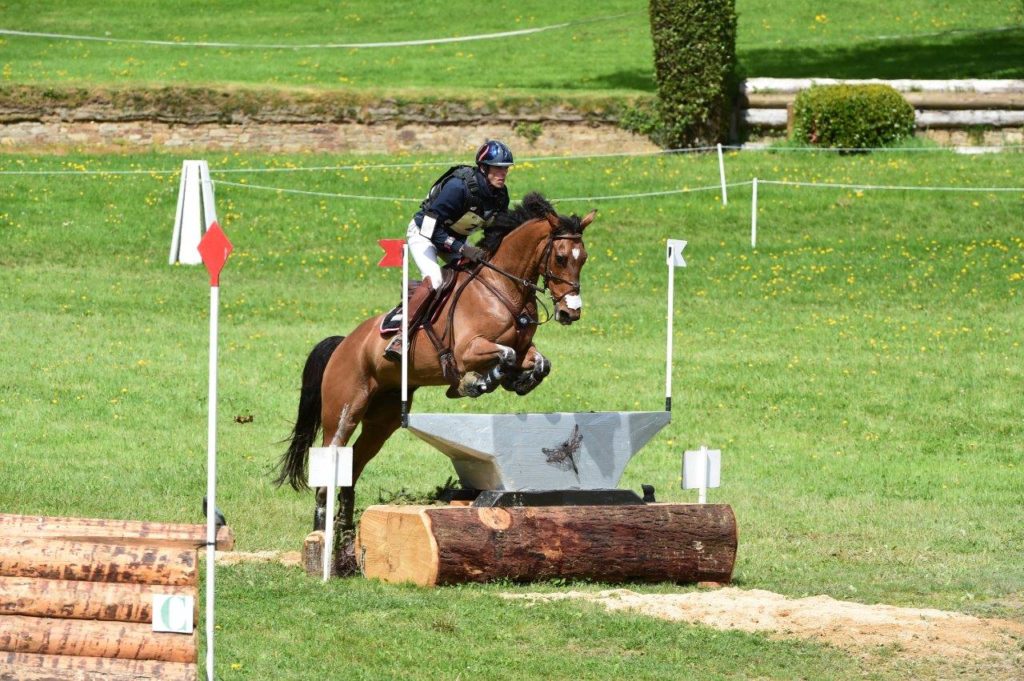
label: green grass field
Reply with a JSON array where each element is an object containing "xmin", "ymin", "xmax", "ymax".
[
  {"xmin": 2, "ymin": 2, "xmax": 1024, "ymax": 677},
  {"xmin": 2, "ymin": 148, "xmax": 1021, "ymax": 678},
  {"xmin": 0, "ymin": 0, "xmax": 1021, "ymax": 97}
]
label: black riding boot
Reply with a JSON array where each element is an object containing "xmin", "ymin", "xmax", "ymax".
[{"xmin": 383, "ymin": 281, "xmax": 435, "ymax": 362}]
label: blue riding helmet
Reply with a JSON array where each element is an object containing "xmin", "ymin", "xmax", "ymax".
[{"xmin": 475, "ymin": 140, "xmax": 514, "ymax": 168}]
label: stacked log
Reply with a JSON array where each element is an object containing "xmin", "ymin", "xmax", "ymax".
[
  {"xmin": 0, "ymin": 514, "xmax": 234, "ymax": 681},
  {"xmin": 739, "ymin": 77, "xmax": 1024, "ymax": 130}
]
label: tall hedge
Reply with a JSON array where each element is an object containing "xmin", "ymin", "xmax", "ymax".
[{"xmin": 649, "ymin": 0, "xmax": 737, "ymax": 148}]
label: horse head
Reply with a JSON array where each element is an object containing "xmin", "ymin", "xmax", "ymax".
[{"xmin": 543, "ymin": 209, "xmax": 595, "ymax": 325}]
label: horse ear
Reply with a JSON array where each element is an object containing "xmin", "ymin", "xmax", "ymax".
[
  {"xmin": 545, "ymin": 212, "xmax": 561, "ymax": 229},
  {"xmin": 580, "ymin": 209, "xmax": 597, "ymax": 230}
]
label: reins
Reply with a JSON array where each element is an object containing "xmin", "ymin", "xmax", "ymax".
[
  {"xmin": 475, "ymin": 231, "xmax": 583, "ymax": 306},
  {"xmin": 430, "ymin": 225, "xmax": 584, "ymax": 366}
]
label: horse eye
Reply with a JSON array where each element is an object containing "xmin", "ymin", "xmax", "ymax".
[{"xmin": 556, "ymin": 255, "xmax": 568, "ymax": 266}]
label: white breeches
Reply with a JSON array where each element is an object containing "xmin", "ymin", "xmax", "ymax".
[{"xmin": 406, "ymin": 219, "xmax": 449, "ymax": 288}]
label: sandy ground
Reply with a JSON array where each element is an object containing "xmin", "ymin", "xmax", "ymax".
[
  {"xmin": 218, "ymin": 551, "xmax": 1023, "ymax": 673},
  {"xmin": 216, "ymin": 550, "xmax": 302, "ymax": 567},
  {"xmin": 504, "ymin": 588, "xmax": 1024, "ymax": 665}
]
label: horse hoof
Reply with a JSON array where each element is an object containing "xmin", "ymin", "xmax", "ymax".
[
  {"xmin": 334, "ymin": 539, "xmax": 360, "ymax": 577},
  {"xmin": 457, "ymin": 372, "xmax": 482, "ymax": 397}
]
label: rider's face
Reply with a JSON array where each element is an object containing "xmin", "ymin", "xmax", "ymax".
[{"xmin": 484, "ymin": 165, "xmax": 509, "ymax": 189}]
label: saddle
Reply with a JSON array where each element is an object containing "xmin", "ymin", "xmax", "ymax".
[
  {"xmin": 378, "ymin": 267, "xmax": 463, "ymax": 383},
  {"xmin": 378, "ymin": 267, "xmax": 457, "ymax": 337}
]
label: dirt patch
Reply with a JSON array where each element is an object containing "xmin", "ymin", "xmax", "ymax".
[
  {"xmin": 504, "ymin": 587, "xmax": 1024, "ymax": 662},
  {"xmin": 216, "ymin": 550, "xmax": 302, "ymax": 567}
]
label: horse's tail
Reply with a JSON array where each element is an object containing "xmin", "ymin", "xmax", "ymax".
[{"xmin": 274, "ymin": 335, "xmax": 345, "ymax": 491}]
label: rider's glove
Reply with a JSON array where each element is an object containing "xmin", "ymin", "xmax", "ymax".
[{"xmin": 460, "ymin": 245, "xmax": 485, "ymax": 262}]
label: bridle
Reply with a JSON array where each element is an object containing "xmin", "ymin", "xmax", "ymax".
[
  {"xmin": 476, "ymin": 231, "xmax": 583, "ymax": 305},
  {"xmin": 538, "ymin": 233, "xmax": 584, "ymax": 305}
]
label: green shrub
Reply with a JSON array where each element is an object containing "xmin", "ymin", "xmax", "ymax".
[
  {"xmin": 792, "ymin": 84, "xmax": 916, "ymax": 149},
  {"xmin": 617, "ymin": 102, "xmax": 662, "ymax": 139},
  {"xmin": 649, "ymin": 0, "xmax": 738, "ymax": 148}
]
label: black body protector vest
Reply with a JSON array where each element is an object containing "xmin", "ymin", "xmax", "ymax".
[{"xmin": 421, "ymin": 165, "xmax": 504, "ymax": 236}]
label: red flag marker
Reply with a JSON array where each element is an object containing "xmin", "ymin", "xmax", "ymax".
[
  {"xmin": 378, "ymin": 239, "xmax": 405, "ymax": 268},
  {"xmin": 198, "ymin": 222, "xmax": 234, "ymax": 286},
  {"xmin": 196, "ymin": 220, "xmax": 232, "ymax": 681}
]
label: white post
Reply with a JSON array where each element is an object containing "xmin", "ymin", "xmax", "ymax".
[
  {"xmin": 751, "ymin": 177, "xmax": 759, "ymax": 248},
  {"xmin": 200, "ymin": 163, "xmax": 218, "ymax": 228},
  {"xmin": 323, "ymin": 452, "xmax": 336, "ymax": 582},
  {"xmin": 717, "ymin": 143, "xmax": 728, "ymax": 206},
  {"xmin": 665, "ymin": 249, "xmax": 675, "ymax": 412},
  {"xmin": 205, "ymin": 284, "xmax": 218, "ymax": 681},
  {"xmin": 170, "ymin": 163, "xmax": 190, "ymax": 265},
  {"xmin": 196, "ymin": 223, "xmax": 230, "ymax": 681},
  {"xmin": 664, "ymin": 240, "xmax": 687, "ymax": 412},
  {"xmin": 307, "ymin": 445, "xmax": 352, "ymax": 582},
  {"xmin": 698, "ymin": 444, "xmax": 708, "ymax": 504},
  {"xmin": 400, "ymin": 243, "xmax": 410, "ymax": 422}
]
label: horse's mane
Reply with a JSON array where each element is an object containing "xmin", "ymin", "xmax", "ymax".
[{"xmin": 478, "ymin": 192, "xmax": 582, "ymax": 253}]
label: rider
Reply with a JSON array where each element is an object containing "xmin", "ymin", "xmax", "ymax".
[{"xmin": 383, "ymin": 140, "xmax": 514, "ymax": 361}]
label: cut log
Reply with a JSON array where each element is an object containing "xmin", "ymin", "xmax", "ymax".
[
  {"xmin": 917, "ymin": 110, "xmax": 1024, "ymax": 128},
  {"xmin": 742, "ymin": 92, "xmax": 1024, "ymax": 110},
  {"xmin": 0, "ymin": 513, "xmax": 234, "ymax": 551},
  {"xmin": 0, "ymin": 615, "xmax": 196, "ymax": 663},
  {"xmin": 356, "ymin": 503, "xmax": 737, "ymax": 586},
  {"xmin": 0, "ymin": 652, "xmax": 197, "ymax": 681},
  {"xmin": 742, "ymin": 77, "xmax": 1024, "ymax": 95},
  {"xmin": 0, "ymin": 576, "xmax": 193, "ymax": 622},
  {"xmin": 0, "ymin": 537, "xmax": 196, "ymax": 586}
]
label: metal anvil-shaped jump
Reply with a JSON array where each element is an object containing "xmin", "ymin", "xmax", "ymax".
[{"xmin": 406, "ymin": 411, "xmax": 671, "ymax": 491}]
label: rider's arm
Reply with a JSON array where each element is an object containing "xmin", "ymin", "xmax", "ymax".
[{"xmin": 422, "ymin": 179, "xmax": 470, "ymax": 254}]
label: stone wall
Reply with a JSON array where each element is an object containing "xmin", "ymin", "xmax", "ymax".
[
  {"xmin": 2, "ymin": 79, "xmax": 1022, "ymax": 154},
  {"xmin": 0, "ymin": 120, "xmax": 660, "ymax": 155},
  {"xmin": 5, "ymin": 119, "xmax": 1018, "ymax": 155}
]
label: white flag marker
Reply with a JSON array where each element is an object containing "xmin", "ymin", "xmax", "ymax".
[
  {"xmin": 665, "ymin": 239, "xmax": 687, "ymax": 412},
  {"xmin": 683, "ymin": 445, "xmax": 721, "ymax": 504},
  {"xmin": 308, "ymin": 446, "xmax": 354, "ymax": 581}
]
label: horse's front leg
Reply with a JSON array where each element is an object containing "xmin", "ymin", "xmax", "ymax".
[
  {"xmin": 458, "ymin": 338, "xmax": 517, "ymax": 398},
  {"xmin": 502, "ymin": 344, "xmax": 551, "ymax": 396}
]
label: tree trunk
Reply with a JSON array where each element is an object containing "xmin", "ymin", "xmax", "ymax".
[{"xmin": 356, "ymin": 503, "xmax": 737, "ymax": 586}]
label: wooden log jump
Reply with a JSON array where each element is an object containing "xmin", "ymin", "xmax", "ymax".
[
  {"xmin": 0, "ymin": 513, "xmax": 234, "ymax": 550},
  {"xmin": 1, "ymin": 652, "xmax": 198, "ymax": 681},
  {"xmin": 0, "ymin": 513, "xmax": 233, "ymax": 681},
  {"xmin": 354, "ymin": 503, "xmax": 738, "ymax": 587}
]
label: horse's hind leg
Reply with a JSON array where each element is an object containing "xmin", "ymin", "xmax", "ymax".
[
  {"xmin": 332, "ymin": 389, "xmax": 407, "ymax": 576},
  {"xmin": 313, "ymin": 397, "xmax": 365, "ymax": 533}
]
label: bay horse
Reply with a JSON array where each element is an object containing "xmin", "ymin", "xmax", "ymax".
[{"xmin": 275, "ymin": 193, "xmax": 594, "ymax": 573}]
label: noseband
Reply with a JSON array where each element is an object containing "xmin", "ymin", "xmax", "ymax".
[
  {"xmin": 474, "ymin": 231, "xmax": 583, "ymax": 303},
  {"xmin": 539, "ymin": 233, "xmax": 583, "ymax": 304}
]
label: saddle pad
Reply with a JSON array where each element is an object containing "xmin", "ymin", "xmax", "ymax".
[
  {"xmin": 377, "ymin": 266, "xmax": 461, "ymax": 338},
  {"xmin": 379, "ymin": 305, "xmax": 403, "ymax": 337}
]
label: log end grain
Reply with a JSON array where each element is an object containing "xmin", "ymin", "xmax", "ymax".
[{"xmin": 356, "ymin": 506, "xmax": 439, "ymax": 587}]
